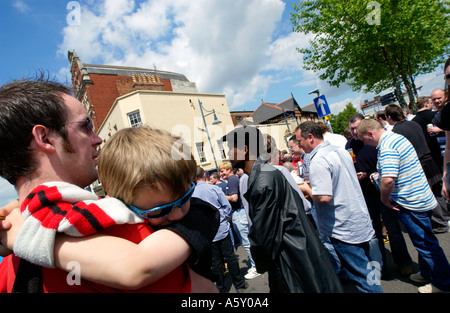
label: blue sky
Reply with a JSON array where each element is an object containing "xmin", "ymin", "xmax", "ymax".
[{"xmin": 0, "ymin": 0, "xmax": 446, "ymax": 205}]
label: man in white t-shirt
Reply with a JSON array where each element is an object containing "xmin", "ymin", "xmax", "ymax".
[{"xmin": 295, "ymin": 121, "xmax": 383, "ymax": 293}]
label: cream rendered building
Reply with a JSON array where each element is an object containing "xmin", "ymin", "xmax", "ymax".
[{"xmin": 97, "ymin": 90, "xmax": 235, "ymax": 173}]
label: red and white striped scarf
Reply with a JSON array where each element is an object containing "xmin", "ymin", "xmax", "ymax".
[{"xmin": 13, "ymin": 181, "xmax": 144, "ymax": 268}]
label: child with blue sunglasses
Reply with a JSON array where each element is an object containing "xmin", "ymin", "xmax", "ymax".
[{"xmin": 0, "ymin": 126, "xmax": 219, "ymax": 292}]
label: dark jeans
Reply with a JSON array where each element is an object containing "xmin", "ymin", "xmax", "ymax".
[
  {"xmin": 380, "ymin": 202, "xmax": 413, "ymax": 267},
  {"xmin": 366, "ymin": 191, "xmax": 413, "ymax": 269},
  {"xmin": 396, "ymin": 207, "xmax": 450, "ymax": 291},
  {"xmin": 330, "ymin": 238, "xmax": 384, "ymax": 293},
  {"xmin": 211, "ymin": 233, "xmax": 246, "ymax": 293}
]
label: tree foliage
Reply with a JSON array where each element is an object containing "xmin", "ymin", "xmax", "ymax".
[
  {"xmin": 329, "ymin": 102, "xmax": 358, "ymax": 135},
  {"xmin": 291, "ymin": 0, "xmax": 450, "ymax": 111}
]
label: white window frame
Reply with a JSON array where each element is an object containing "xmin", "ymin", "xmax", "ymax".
[
  {"xmin": 196, "ymin": 142, "xmax": 207, "ymax": 163},
  {"xmin": 127, "ymin": 110, "xmax": 142, "ymax": 128},
  {"xmin": 217, "ymin": 139, "xmax": 227, "ymax": 159}
]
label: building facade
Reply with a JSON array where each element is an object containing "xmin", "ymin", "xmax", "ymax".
[
  {"xmin": 68, "ymin": 50, "xmax": 234, "ymax": 175},
  {"xmin": 68, "ymin": 50, "xmax": 198, "ymax": 131},
  {"xmin": 230, "ymin": 97, "xmax": 322, "ymax": 151},
  {"xmin": 97, "ymin": 90, "xmax": 235, "ymax": 173}
]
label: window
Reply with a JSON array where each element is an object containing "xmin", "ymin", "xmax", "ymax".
[
  {"xmin": 128, "ymin": 110, "xmax": 142, "ymax": 128},
  {"xmin": 217, "ymin": 139, "xmax": 227, "ymax": 159},
  {"xmin": 196, "ymin": 142, "xmax": 207, "ymax": 163}
]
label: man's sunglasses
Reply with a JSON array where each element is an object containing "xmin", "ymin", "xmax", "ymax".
[
  {"xmin": 64, "ymin": 117, "xmax": 94, "ymax": 133},
  {"xmin": 445, "ymin": 74, "xmax": 450, "ymax": 84},
  {"xmin": 127, "ymin": 182, "xmax": 196, "ymax": 220}
]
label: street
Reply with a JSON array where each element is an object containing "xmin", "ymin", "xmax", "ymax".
[{"xmin": 225, "ymin": 229, "xmax": 450, "ymax": 293}]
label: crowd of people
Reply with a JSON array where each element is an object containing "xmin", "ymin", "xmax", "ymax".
[{"xmin": 0, "ymin": 57, "xmax": 448, "ymax": 293}]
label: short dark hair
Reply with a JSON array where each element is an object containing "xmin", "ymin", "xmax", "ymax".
[
  {"xmin": 196, "ymin": 166, "xmax": 205, "ymax": 179},
  {"xmin": 223, "ymin": 126, "xmax": 264, "ymax": 158},
  {"xmin": 348, "ymin": 113, "xmax": 364, "ymax": 124},
  {"xmin": 295, "ymin": 121, "xmax": 323, "ymax": 140},
  {"xmin": 384, "ymin": 104, "xmax": 405, "ymax": 122},
  {"xmin": 416, "ymin": 96, "xmax": 430, "ymax": 110},
  {"xmin": 0, "ymin": 76, "xmax": 72, "ymax": 184},
  {"xmin": 375, "ymin": 110, "xmax": 387, "ymax": 120},
  {"xmin": 317, "ymin": 121, "xmax": 328, "ymax": 134}
]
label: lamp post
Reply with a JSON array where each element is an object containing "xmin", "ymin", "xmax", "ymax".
[{"xmin": 198, "ymin": 99, "xmax": 222, "ymax": 173}]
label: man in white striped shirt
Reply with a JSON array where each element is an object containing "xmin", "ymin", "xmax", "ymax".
[{"xmin": 357, "ymin": 119, "xmax": 450, "ymax": 293}]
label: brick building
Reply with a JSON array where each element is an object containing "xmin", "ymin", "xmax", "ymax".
[{"xmin": 68, "ymin": 50, "xmax": 198, "ymax": 130}]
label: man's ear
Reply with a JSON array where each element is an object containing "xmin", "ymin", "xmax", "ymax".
[
  {"xmin": 366, "ymin": 130, "xmax": 377, "ymax": 140},
  {"xmin": 31, "ymin": 125, "xmax": 56, "ymax": 152},
  {"xmin": 244, "ymin": 144, "xmax": 249, "ymax": 156}
]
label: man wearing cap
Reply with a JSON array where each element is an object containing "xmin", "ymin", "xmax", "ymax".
[{"xmin": 223, "ymin": 126, "xmax": 342, "ymax": 293}]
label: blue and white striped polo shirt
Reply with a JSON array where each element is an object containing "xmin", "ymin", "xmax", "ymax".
[{"xmin": 377, "ymin": 131, "xmax": 437, "ymax": 212}]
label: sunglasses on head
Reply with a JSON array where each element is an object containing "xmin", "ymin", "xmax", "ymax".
[
  {"xmin": 127, "ymin": 182, "xmax": 196, "ymax": 220},
  {"xmin": 64, "ymin": 117, "xmax": 94, "ymax": 133}
]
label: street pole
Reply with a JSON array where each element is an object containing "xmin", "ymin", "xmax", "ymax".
[{"xmin": 198, "ymin": 99, "xmax": 220, "ymax": 173}]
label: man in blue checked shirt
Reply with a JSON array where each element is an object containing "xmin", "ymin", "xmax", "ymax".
[
  {"xmin": 192, "ymin": 167, "xmax": 248, "ymax": 293},
  {"xmin": 357, "ymin": 119, "xmax": 450, "ymax": 293}
]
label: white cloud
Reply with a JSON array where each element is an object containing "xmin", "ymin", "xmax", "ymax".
[
  {"xmin": 13, "ymin": 0, "xmax": 30, "ymax": 13},
  {"xmin": 263, "ymin": 32, "xmax": 313, "ymax": 73},
  {"xmin": 58, "ymin": 0, "xmax": 287, "ymax": 108},
  {"xmin": 329, "ymin": 95, "xmax": 365, "ymax": 116},
  {"xmin": 56, "ymin": 0, "xmax": 447, "ymax": 115},
  {"xmin": 224, "ymin": 74, "xmax": 273, "ymax": 109},
  {"xmin": 415, "ymin": 70, "xmax": 447, "ymax": 96}
]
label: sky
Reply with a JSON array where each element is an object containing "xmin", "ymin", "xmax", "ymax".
[{"xmin": 0, "ymin": 0, "xmax": 447, "ymax": 205}]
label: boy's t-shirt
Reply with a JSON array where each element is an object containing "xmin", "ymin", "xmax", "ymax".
[
  {"xmin": 0, "ymin": 223, "xmax": 191, "ymax": 293},
  {"xmin": 225, "ymin": 175, "xmax": 242, "ymax": 212}
]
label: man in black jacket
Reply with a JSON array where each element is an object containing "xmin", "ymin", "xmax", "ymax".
[{"xmin": 223, "ymin": 126, "xmax": 342, "ymax": 293}]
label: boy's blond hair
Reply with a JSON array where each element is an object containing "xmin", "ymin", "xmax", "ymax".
[
  {"xmin": 218, "ymin": 161, "xmax": 232, "ymax": 171},
  {"xmin": 355, "ymin": 118, "xmax": 383, "ymax": 136},
  {"xmin": 98, "ymin": 126, "xmax": 197, "ymax": 204}
]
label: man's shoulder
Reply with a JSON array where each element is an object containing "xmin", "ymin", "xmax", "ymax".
[
  {"xmin": 380, "ymin": 131, "xmax": 403, "ymax": 146},
  {"xmin": 312, "ymin": 142, "xmax": 337, "ymax": 161},
  {"xmin": 227, "ymin": 174, "xmax": 239, "ymax": 184},
  {"xmin": 194, "ymin": 182, "xmax": 221, "ymax": 194},
  {"xmin": 414, "ymin": 109, "xmax": 435, "ymax": 118},
  {"xmin": 379, "ymin": 132, "xmax": 414, "ymax": 157}
]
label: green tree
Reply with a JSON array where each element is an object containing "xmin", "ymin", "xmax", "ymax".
[
  {"xmin": 330, "ymin": 103, "xmax": 358, "ymax": 135},
  {"xmin": 291, "ymin": 0, "xmax": 450, "ymax": 112}
]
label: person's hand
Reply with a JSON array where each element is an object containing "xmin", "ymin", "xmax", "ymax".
[
  {"xmin": 298, "ymin": 182, "xmax": 312, "ymax": 197},
  {"xmin": 0, "ymin": 208, "xmax": 24, "ymax": 253},
  {"xmin": 443, "ymin": 177, "xmax": 450, "ymax": 201},
  {"xmin": 369, "ymin": 172, "xmax": 379, "ymax": 184},
  {"xmin": 0, "ymin": 217, "xmax": 12, "ymax": 257},
  {"xmin": 427, "ymin": 126, "xmax": 442, "ymax": 135},
  {"xmin": 356, "ymin": 172, "xmax": 368, "ymax": 181},
  {"xmin": 381, "ymin": 198, "xmax": 399, "ymax": 211},
  {"xmin": 0, "ymin": 199, "xmax": 20, "ymax": 256},
  {"xmin": 0, "ymin": 199, "xmax": 19, "ymax": 220}
]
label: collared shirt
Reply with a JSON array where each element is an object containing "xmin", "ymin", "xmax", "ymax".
[
  {"xmin": 309, "ymin": 141, "xmax": 374, "ymax": 244},
  {"xmin": 192, "ymin": 181, "xmax": 232, "ymax": 242},
  {"xmin": 377, "ymin": 131, "xmax": 437, "ymax": 212}
]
